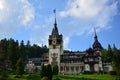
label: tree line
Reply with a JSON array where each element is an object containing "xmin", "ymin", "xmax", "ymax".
[
  {"xmin": 0, "ymin": 38, "xmax": 48, "ymax": 76},
  {"xmin": 0, "ymin": 37, "xmax": 120, "ymax": 77},
  {"xmin": 102, "ymin": 44, "xmax": 120, "ymax": 75}
]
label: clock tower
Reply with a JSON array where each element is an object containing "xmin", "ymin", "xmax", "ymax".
[{"xmin": 48, "ymin": 10, "xmax": 63, "ymax": 71}]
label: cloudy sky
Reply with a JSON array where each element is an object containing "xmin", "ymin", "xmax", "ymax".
[{"xmin": 0, "ymin": 0, "xmax": 120, "ymax": 51}]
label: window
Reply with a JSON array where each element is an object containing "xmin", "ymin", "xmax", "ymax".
[{"xmin": 89, "ymin": 58, "xmax": 93, "ymax": 62}]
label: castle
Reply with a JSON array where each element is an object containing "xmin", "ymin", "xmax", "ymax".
[
  {"xmin": 25, "ymin": 13, "xmax": 112, "ymax": 74},
  {"xmin": 48, "ymin": 15, "xmax": 104, "ymax": 74}
]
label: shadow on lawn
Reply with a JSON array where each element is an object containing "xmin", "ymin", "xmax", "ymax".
[{"xmin": 26, "ymin": 74, "xmax": 40, "ymax": 80}]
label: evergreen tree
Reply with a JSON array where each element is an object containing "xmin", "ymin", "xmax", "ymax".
[
  {"xmin": 40, "ymin": 64, "xmax": 53, "ymax": 80},
  {"xmin": 16, "ymin": 57, "xmax": 24, "ymax": 75},
  {"xmin": 0, "ymin": 38, "xmax": 8, "ymax": 57},
  {"xmin": 0, "ymin": 46, "xmax": 8, "ymax": 79},
  {"xmin": 112, "ymin": 44, "xmax": 120, "ymax": 75},
  {"xmin": 40, "ymin": 64, "xmax": 46, "ymax": 78},
  {"xmin": 19, "ymin": 40, "xmax": 26, "ymax": 60},
  {"xmin": 46, "ymin": 64, "xmax": 53, "ymax": 80},
  {"xmin": 25, "ymin": 40, "xmax": 31, "ymax": 58},
  {"xmin": 52, "ymin": 64, "xmax": 59, "ymax": 75},
  {"xmin": 102, "ymin": 49, "xmax": 107, "ymax": 62},
  {"xmin": 0, "ymin": 46, "xmax": 5, "ymax": 73},
  {"xmin": 8, "ymin": 39, "xmax": 18, "ymax": 71},
  {"xmin": 107, "ymin": 44, "xmax": 113, "ymax": 62}
]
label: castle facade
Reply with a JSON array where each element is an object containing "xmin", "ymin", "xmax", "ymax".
[{"xmin": 48, "ymin": 17, "xmax": 105, "ymax": 74}]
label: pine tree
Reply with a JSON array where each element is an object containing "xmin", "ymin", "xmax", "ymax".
[
  {"xmin": 0, "ymin": 46, "xmax": 5, "ymax": 73},
  {"xmin": 7, "ymin": 39, "xmax": 18, "ymax": 71},
  {"xmin": 19, "ymin": 40, "xmax": 26, "ymax": 59},
  {"xmin": 112, "ymin": 44, "xmax": 120, "ymax": 75},
  {"xmin": 107, "ymin": 44, "xmax": 113, "ymax": 62},
  {"xmin": 102, "ymin": 49, "xmax": 107, "ymax": 62},
  {"xmin": 46, "ymin": 64, "xmax": 53, "ymax": 80},
  {"xmin": 52, "ymin": 64, "xmax": 59, "ymax": 75},
  {"xmin": 16, "ymin": 57, "xmax": 24, "ymax": 75},
  {"xmin": 40, "ymin": 64, "xmax": 46, "ymax": 78},
  {"xmin": 0, "ymin": 46, "xmax": 8, "ymax": 79}
]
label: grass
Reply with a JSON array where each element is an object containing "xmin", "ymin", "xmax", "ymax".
[
  {"xmin": 2, "ymin": 74, "xmax": 120, "ymax": 80},
  {"xmin": 54, "ymin": 74, "xmax": 120, "ymax": 80},
  {"xmin": 8, "ymin": 74, "xmax": 40, "ymax": 80}
]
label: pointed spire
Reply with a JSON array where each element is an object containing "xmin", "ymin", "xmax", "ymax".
[
  {"xmin": 94, "ymin": 27, "xmax": 97, "ymax": 41},
  {"xmin": 52, "ymin": 9, "xmax": 59, "ymax": 36},
  {"xmin": 54, "ymin": 9, "xmax": 57, "ymax": 26},
  {"xmin": 92, "ymin": 27, "xmax": 103, "ymax": 50}
]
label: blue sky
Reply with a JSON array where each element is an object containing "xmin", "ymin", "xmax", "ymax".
[{"xmin": 0, "ymin": 0, "xmax": 120, "ymax": 51}]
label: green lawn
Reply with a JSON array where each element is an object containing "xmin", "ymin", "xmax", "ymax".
[
  {"xmin": 3, "ymin": 74, "xmax": 120, "ymax": 80},
  {"xmin": 8, "ymin": 74, "xmax": 40, "ymax": 80},
  {"xmin": 54, "ymin": 74, "xmax": 120, "ymax": 80}
]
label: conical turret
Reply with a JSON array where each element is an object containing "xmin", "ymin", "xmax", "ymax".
[{"xmin": 92, "ymin": 28, "xmax": 103, "ymax": 51}]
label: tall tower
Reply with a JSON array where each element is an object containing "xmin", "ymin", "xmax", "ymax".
[
  {"xmin": 48, "ymin": 10, "xmax": 63, "ymax": 70},
  {"xmin": 92, "ymin": 27, "xmax": 103, "ymax": 72}
]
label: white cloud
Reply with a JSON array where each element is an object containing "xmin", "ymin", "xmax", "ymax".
[
  {"xmin": 58, "ymin": 0, "xmax": 118, "ymax": 49},
  {"xmin": 18, "ymin": 0, "xmax": 35, "ymax": 25},
  {"xmin": 0, "ymin": 0, "xmax": 35, "ymax": 39},
  {"xmin": 64, "ymin": 37, "xmax": 70, "ymax": 50},
  {"xmin": 60, "ymin": 0, "xmax": 118, "ymax": 30},
  {"xmin": 0, "ymin": 1, "xmax": 4, "ymax": 10}
]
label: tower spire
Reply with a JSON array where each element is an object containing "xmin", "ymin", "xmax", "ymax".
[
  {"xmin": 92, "ymin": 27, "xmax": 103, "ymax": 50},
  {"xmin": 54, "ymin": 9, "xmax": 57, "ymax": 26},
  {"xmin": 51, "ymin": 9, "xmax": 59, "ymax": 35},
  {"xmin": 94, "ymin": 27, "xmax": 97, "ymax": 41}
]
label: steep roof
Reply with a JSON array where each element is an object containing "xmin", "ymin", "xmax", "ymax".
[
  {"xmin": 51, "ymin": 18, "xmax": 59, "ymax": 36},
  {"xmin": 92, "ymin": 28, "xmax": 103, "ymax": 50}
]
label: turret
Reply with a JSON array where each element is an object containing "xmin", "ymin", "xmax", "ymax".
[{"xmin": 92, "ymin": 28, "xmax": 103, "ymax": 51}]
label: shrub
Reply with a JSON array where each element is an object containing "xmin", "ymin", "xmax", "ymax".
[
  {"xmin": 0, "ymin": 71, "xmax": 9, "ymax": 80},
  {"xmin": 109, "ymin": 71, "xmax": 116, "ymax": 75},
  {"xmin": 41, "ymin": 77, "xmax": 49, "ymax": 80},
  {"xmin": 40, "ymin": 64, "xmax": 53, "ymax": 80},
  {"xmin": 53, "ymin": 78, "xmax": 61, "ymax": 80},
  {"xmin": 14, "ymin": 75, "xmax": 22, "ymax": 78},
  {"xmin": 83, "ymin": 71, "xmax": 94, "ymax": 74}
]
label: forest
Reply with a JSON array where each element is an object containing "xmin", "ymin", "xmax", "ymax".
[{"xmin": 0, "ymin": 38, "xmax": 48, "ymax": 76}]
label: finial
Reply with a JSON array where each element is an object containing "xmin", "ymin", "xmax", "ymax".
[
  {"xmin": 94, "ymin": 27, "xmax": 97, "ymax": 37},
  {"xmin": 53, "ymin": 9, "xmax": 56, "ymax": 16},
  {"xmin": 94, "ymin": 27, "xmax": 98, "ymax": 41},
  {"xmin": 53, "ymin": 9, "xmax": 57, "ymax": 25}
]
